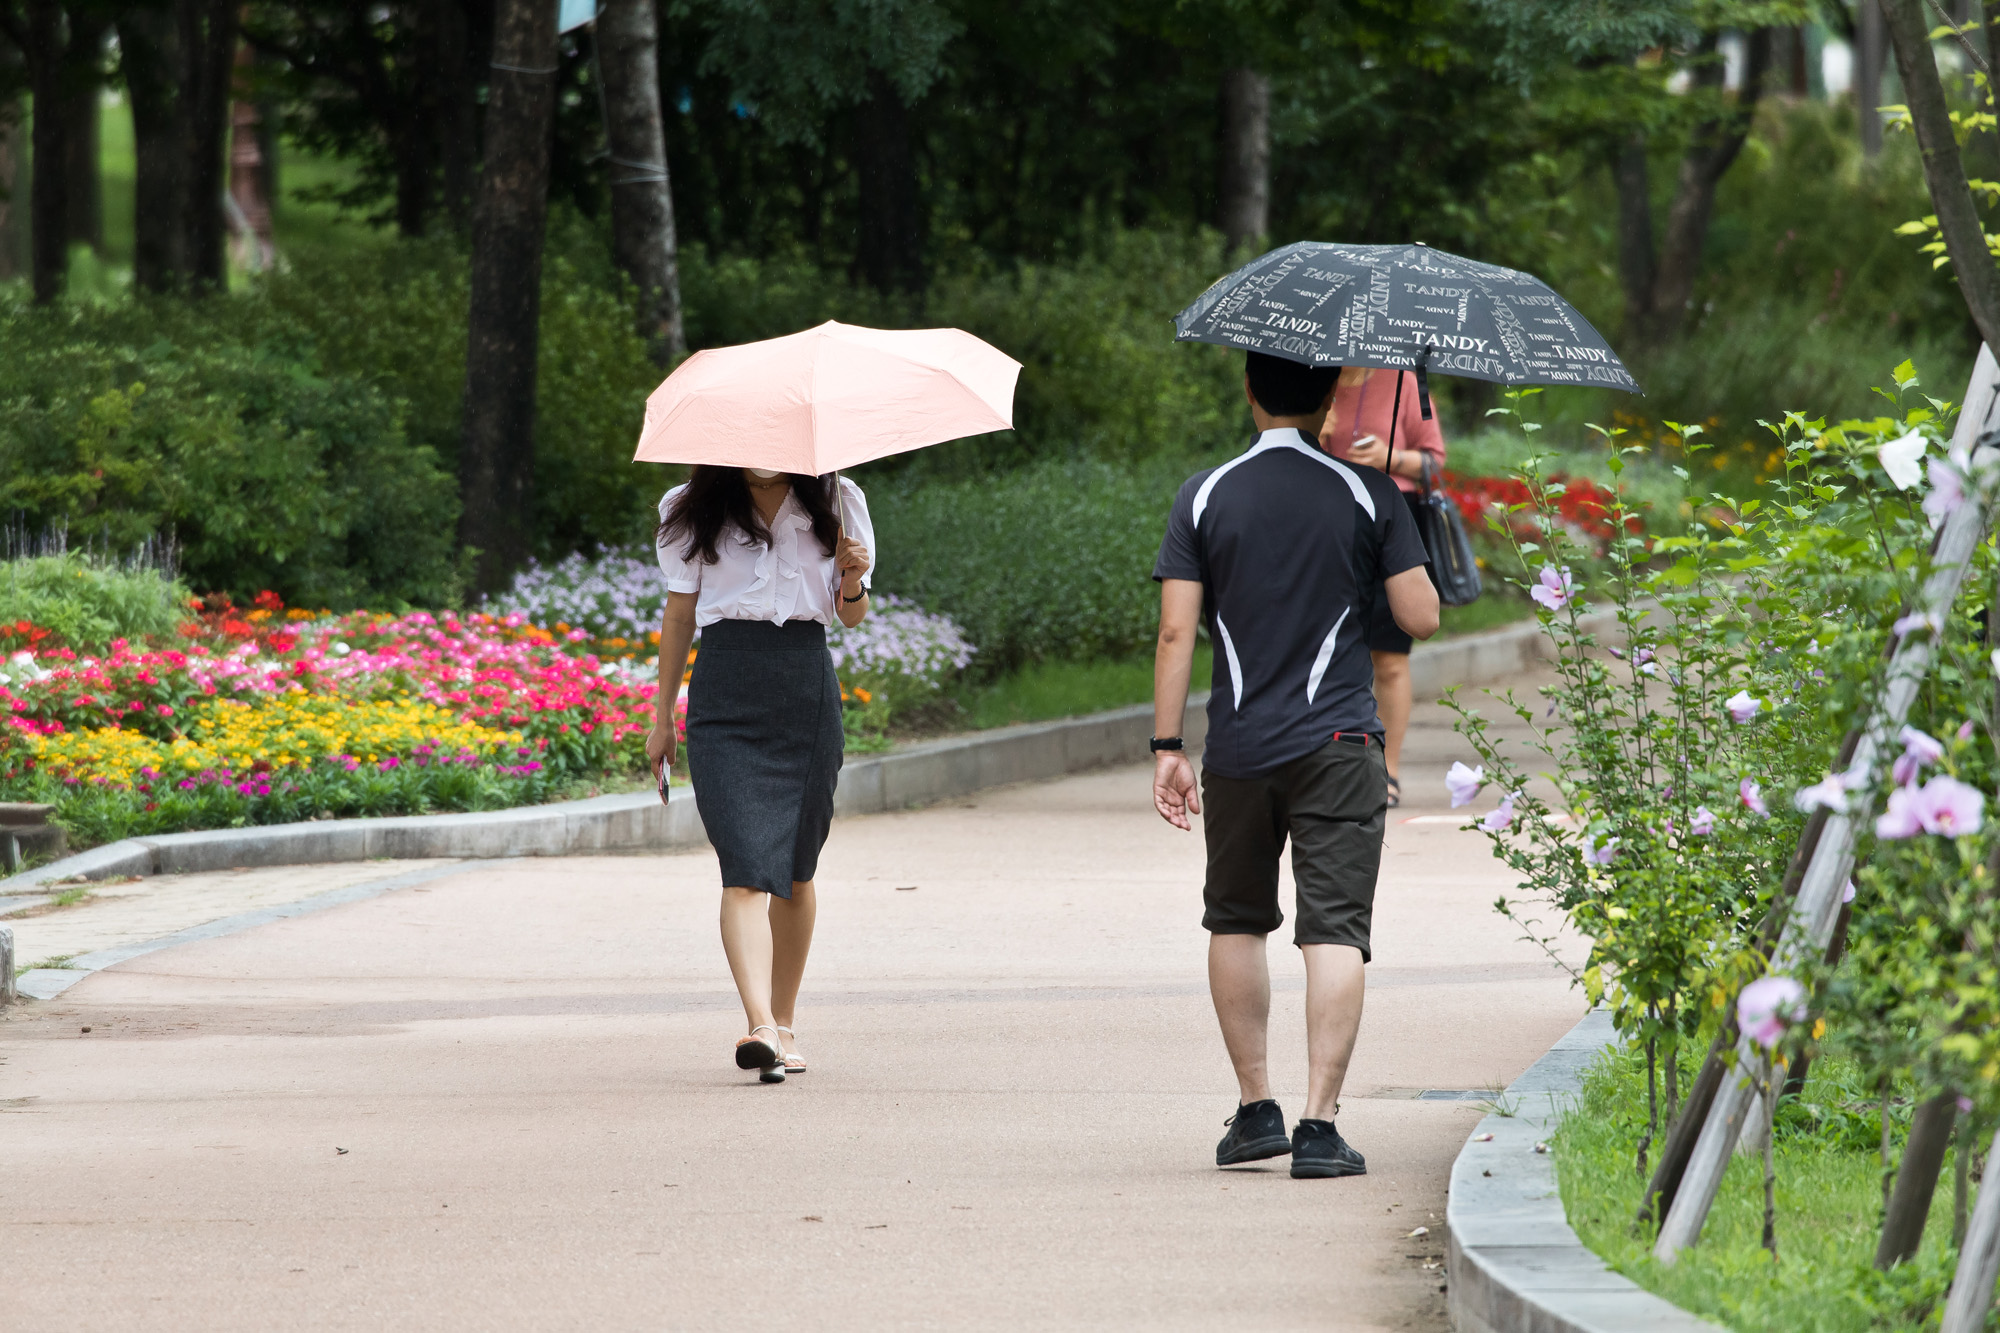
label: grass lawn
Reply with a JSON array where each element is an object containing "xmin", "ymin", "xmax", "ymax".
[{"xmin": 1556, "ymin": 1044, "xmax": 1973, "ymax": 1332}]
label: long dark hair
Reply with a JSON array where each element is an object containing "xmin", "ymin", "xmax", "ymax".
[{"xmin": 657, "ymin": 466, "xmax": 841, "ymax": 565}]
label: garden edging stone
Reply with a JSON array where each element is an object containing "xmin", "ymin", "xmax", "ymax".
[
  {"xmin": 1446, "ymin": 1009, "xmax": 1724, "ymax": 1333},
  {"xmin": 1, "ymin": 608, "xmax": 1610, "ymax": 897}
]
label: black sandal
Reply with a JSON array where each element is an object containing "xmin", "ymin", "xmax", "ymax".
[{"xmin": 1385, "ymin": 776, "xmax": 1401, "ymax": 809}]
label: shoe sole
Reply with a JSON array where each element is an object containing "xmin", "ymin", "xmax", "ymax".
[
  {"xmin": 736, "ymin": 1041, "xmax": 778, "ymax": 1071},
  {"xmin": 1290, "ymin": 1159, "xmax": 1367, "ymax": 1179},
  {"xmin": 1216, "ymin": 1134, "xmax": 1294, "ymax": 1166}
]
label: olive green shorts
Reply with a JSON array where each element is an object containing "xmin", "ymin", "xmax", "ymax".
[{"xmin": 1199, "ymin": 734, "xmax": 1388, "ymax": 958}]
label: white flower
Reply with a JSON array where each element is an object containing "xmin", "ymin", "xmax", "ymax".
[
  {"xmin": 1880, "ymin": 430, "xmax": 1928, "ymax": 490},
  {"xmin": 1445, "ymin": 761, "xmax": 1486, "ymax": 808}
]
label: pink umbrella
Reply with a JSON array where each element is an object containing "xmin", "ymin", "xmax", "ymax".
[{"xmin": 632, "ymin": 320, "xmax": 1021, "ymax": 474}]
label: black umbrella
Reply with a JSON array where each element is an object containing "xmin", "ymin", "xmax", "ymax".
[{"xmin": 1174, "ymin": 241, "xmax": 1640, "ymax": 419}]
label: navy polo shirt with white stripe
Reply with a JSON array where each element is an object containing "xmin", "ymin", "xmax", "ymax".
[{"xmin": 1153, "ymin": 428, "xmax": 1429, "ymax": 780}]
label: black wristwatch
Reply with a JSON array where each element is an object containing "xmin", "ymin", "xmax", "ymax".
[{"xmin": 1149, "ymin": 736, "xmax": 1185, "ymax": 752}]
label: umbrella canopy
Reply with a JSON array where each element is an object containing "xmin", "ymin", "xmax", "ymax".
[
  {"xmin": 632, "ymin": 320, "xmax": 1022, "ymax": 474},
  {"xmin": 1174, "ymin": 241, "xmax": 1640, "ymax": 395}
]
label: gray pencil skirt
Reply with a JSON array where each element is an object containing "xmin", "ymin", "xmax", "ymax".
[{"xmin": 685, "ymin": 617, "xmax": 844, "ymax": 897}]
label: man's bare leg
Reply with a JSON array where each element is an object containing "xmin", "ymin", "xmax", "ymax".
[
  {"xmin": 1301, "ymin": 943, "xmax": 1366, "ymax": 1120},
  {"xmin": 1209, "ymin": 933, "xmax": 1273, "ymax": 1104}
]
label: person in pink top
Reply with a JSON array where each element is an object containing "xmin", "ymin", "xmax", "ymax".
[{"xmin": 1317, "ymin": 366, "xmax": 1446, "ymax": 807}]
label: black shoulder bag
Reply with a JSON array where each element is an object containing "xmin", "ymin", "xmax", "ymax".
[{"xmin": 1384, "ymin": 370, "xmax": 1483, "ymax": 607}]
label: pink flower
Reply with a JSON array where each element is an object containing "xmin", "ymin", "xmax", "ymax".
[
  {"xmin": 1877, "ymin": 785, "xmax": 1925, "ymax": 838},
  {"xmin": 1914, "ymin": 775, "xmax": 1984, "ymax": 836},
  {"xmin": 1958, "ymin": 719, "xmax": 1977, "ymax": 742},
  {"xmin": 1586, "ymin": 835, "xmax": 1618, "ymax": 866},
  {"xmin": 1740, "ymin": 779, "xmax": 1768, "ymax": 817},
  {"xmin": 1634, "ymin": 648, "xmax": 1657, "ymax": 676},
  {"xmin": 1725, "ymin": 691, "xmax": 1763, "ymax": 724},
  {"xmin": 1690, "ymin": 805, "xmax": 1716, "ymax": 836},
  {"xmin": 1479, "ymin": 792, "xmax": 1517, "ymax": 833},
  {"xmin": 1792, "ymin": 774, "xmax": 1847, "ymax": 813},
  {"xmin": 1529, "ymin": 565, "xmax": 1574, "ymax": 612},
  {"xmin": 1737, "ymin": 976, "xmax": 1807, "ymax": 1050},
  {"xmin": 1446, "ymin": 761, "xmax": 1486, "ymax": 808},
  {"xmin": 1843, "ymin": 878, "xmax": 1857, "ymax": 904}
]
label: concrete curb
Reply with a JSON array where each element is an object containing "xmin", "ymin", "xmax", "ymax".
[
  {"xmin": 1446, "ymin": 1010, "xmax": 1724, "ymax": 1333},
  {"xmin": 2, "ymin": 606, "xmax": 1611, "ymax": 897}
]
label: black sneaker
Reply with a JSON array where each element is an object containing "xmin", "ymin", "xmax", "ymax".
[
  {"xmin": 1290, "ymin": 1118, "xmax": 1366, "ymax": 1178},
  {"xmin": 1215, "ymin": 1099, "xmax": 1292, "ymax": 1166}
]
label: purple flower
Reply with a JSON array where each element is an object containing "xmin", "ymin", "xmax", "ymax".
[
  {"xmin": 1634, "ymin": 648, "xmax": 1657, "ymax": 676},
  {"xmin": 1529, "ymin": 565, "xmax": 1574, "ymax": 612},
  {"xmin": 1738, "ymin": 976, "xmax": 1808, "ymax": 1050},
  {"xmin": 1740, "ymin": 779, "xmax": 1768, "ymax": 817},
  {"xmin": 1792, "ymin": 774, "xmax": 1848, "ymax": 814},
  {"xmin": 1901, "ymin": 725, "xmax": 1945, "ymax": 765},
  {"xmin": 1893, "ymin": 610, "xmax": 1943, "ymax": 639},
  {"xmin": 1843, "ymin": 878, "xmax": 1857, "ymax": 904},
  {"xmin": 1923, "ymin": 456, "xmax": 1966, "ymax": 521},
  {"xmin": 1958, "ymin": 719, "xmax": 1977, "ymax": 742},
  {"xmin": 1690, "ymin": 805, "xmax": 1716, "ymax": 836},
  {"xmin": 1446, "ymin": 761, "xmax": 1486, "ymax": 808},
  {"xmin": 1725, "ymin": 691, "xmax": 1763, "ymax": 724},
  {"xmin": 1586, "ymin": 835, "xmax": 1619, "ymax": 866},
  {"xmin": 1479, "ymin": 792, "xmax": 1517, "ymax": 833},
  {"xmin": 1960, "ymin": 1095, "xmax": 1976, "ymax": 1114}
]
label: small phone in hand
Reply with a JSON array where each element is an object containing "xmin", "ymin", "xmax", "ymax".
[{"xmin": 657, "ymin": 764, "xmax": 671, "ymax": 805}]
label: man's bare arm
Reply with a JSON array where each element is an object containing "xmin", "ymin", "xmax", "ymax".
[
  {"xmin": 1386, "ymin": 565, "xmax": 1440, "ymax": 641},
  {"xmin": 1152, "ymin": 579, "xmax": 1204, "ymax": 829}
]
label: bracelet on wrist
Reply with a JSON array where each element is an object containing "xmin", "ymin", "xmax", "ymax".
[
  {"xmin": 842, "ymin": 585, "xmax": 868, "ymax": 604},
  {"xmin": 1150, "ymin": 736, "xmax": 1185, "ymax": 753}
]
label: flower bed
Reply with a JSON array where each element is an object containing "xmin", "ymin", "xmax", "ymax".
[{"xmin": 0, "ymin": 599, "xmax": 656, "ymax": 850}]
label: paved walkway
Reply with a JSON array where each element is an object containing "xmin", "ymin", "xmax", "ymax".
[{"xmin": 2, "ymin": 670, "xmax": 1584, "ymax": 1331}]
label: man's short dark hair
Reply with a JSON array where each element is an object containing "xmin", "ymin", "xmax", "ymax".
[{"xmin": 1244, "ymin": 351, "xmax": 1339, "ymax": 417}]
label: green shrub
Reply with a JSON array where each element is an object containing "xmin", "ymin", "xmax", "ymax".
[
  {"xmin": 0, "ymin": 290, "xmax": 462, "ymax": 608},
  {"xmin": 0, "ymin": 555, "xmax": 189, "ymax": 650},
  {"xmin": 256, "ymin": 236, "xmax": 670, "ymax": 559},
  {"xmin": 872, "ymin": 453, "xmax": 1210, "ymax": 673}
]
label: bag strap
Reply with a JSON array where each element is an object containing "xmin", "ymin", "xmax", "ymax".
[{"xmin": 1385, "ymin": 369, "xmax": 1402, "ymax": 483}]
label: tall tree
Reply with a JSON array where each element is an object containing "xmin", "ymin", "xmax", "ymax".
[
  {"xmin": 118, "ymin": 2, "xmax": 188, "ymax": 290},
  {"xmin": 460, "ymin": 0, "xmax": 556, "ymax": 593},
  {"xmin": 15, "ymin": 0, "xmax": 70, "ymax": 303},
  {"xmin": 683, "ymin": 0, "xmax": 957, "ymax": 292},
  {"xmin": 179, "ymin": 0, "xmax": 239, "ymax": 289},
  {"xmin": 59, "ymin": 4, "xmax": 101, "ymax": 252},
  {"xmin": 598, "ymin": 0, "xmax": 686, "ymax": 360}
]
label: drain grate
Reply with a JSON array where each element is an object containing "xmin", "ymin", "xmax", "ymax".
[{"xmin": 1416, "ymin": 1088, "xmax": 1502, "ymax": 1102}]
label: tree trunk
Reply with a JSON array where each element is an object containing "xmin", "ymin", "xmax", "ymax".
[
  {"xmin": 1218, "ymin": 66, "xmax": 1270, "ymax": 253},
  {"xmin": 460, "ymin": 0, "xmax": 557, "ymax": 595},
  {"xmin": 120, "ymin": 6, "xmax": 188, "ymax": 293},
  {"xmin": 0, "ymin": 98, "xmax": 22, "ymax": 280},
  {"xmin": 178, "ymin": 0, "xmax": 240, "ymax": 292},
  {"xmin": 1646, "ymin": 29, "xmax": 1773, "ymax": 343},
  {"xmin": 26, "ymin": 0, "xmax": 69, "ymax": 305},
  {"xmin": 851, "ymin": 69, "xmax": 923, "ymax": 294},
  {"xmin": 599, "ymin": 0, "xmax": 686, "ymax": 363},
  {"xmin": 1859, "ymin": 1, "xmax": 1888, "ymax": 154},
  {"xmin": 1876, "ymin": 1091, "xmax": 1961, "ymax": 1269},
  {"xmin": 60, "ymin": 11, "xmax": 104, "ymax": 254},
  {"xmin": 1613, "ymin": 132, "xmax": 1656, "ymax": 342},
  {"xmin": 1885, "ymin": 0, "xmax": 2000, "ymax": 352},
  {"xmin": 435, "ymin": 0, "xmax": 477, "ymax": 233}
]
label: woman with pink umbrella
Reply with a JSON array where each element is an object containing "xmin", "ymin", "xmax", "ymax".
[{"xmin": 637, "ymin": 321, "xmax": 1020, "ymax": 1083}]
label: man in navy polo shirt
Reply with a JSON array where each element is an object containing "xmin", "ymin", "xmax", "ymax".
[{"xmin": 1150, "ymin": 350, "xmax": 1438, "ymax": 1178}]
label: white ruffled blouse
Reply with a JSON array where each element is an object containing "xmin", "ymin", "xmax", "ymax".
[{"xmin": 655, "ymin": 477, "xmax": 875, "ymax": 628}]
